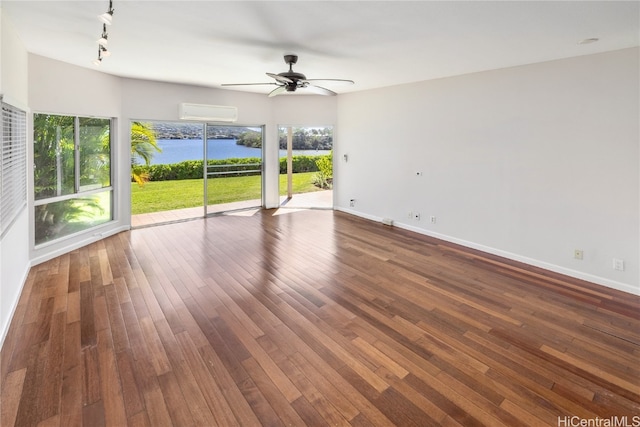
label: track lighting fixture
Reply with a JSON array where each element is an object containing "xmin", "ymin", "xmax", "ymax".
[
  {"xmin": 93, "ymin": 46, "xmax": 103, "ymax": 66},
  {"xmin": 93, "ymin": 1, "xmax": 114, "ymax": 66},
  {"xmin": 98, "ymin": 0, "xmax": 114, "ymax": 25},
  {"xmin": 97, "ymin": 24, "xmax": 108, "ymax": 48}
]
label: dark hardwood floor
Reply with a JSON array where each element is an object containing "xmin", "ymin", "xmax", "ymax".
[{"xmin": 1, "ymin": 209, "xmax": 639, "ymax": 426}]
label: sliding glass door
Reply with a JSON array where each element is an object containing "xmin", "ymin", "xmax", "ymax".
[
  {"xmin": 204, "ymin": 124, "xmax": 264, "ymax": 215},
  {"xmin": 130, "ymin": 121, "xmax": 204, "ymax": 227},
  {"xmin": 130, "ymin": 122, "xmax": 264, "ymax": 226}
]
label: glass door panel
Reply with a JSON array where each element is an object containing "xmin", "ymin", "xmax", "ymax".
[
  {"xmin": 277, "ymin": 126, "xmax": 333, "ymax": 209},
  {"xmin": 130, "ymin": 121, "xmax": 204, "ymax": 228},
  {"xmin": 205, "ymin": 125, "xmax": 263, "ymax": 215}
]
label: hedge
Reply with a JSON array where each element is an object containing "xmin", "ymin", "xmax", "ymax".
[
  {"xmin": 133, "ymin": 155, "xmax": 329, "ymax": 182},
  {"xmin": 279, "ymin": 155, "xmax": 322, "ymax": 174}
]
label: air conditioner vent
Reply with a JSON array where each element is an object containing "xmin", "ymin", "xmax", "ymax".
[{"xmin": 178, "ymin": 103, "xmax": 238, "ymax": 122}]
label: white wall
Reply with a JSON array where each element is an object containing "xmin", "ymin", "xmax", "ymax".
[
  {"xmin": 336, "ymin": 48, "xmax": 639, "ymax": 294},
  {"xmin": 0, "ymin": 9, "xmax": 31, "ymax": 345},
  {"xmin": 28, "ymin": 55, "xmax": 126, "ymax": 266},
  {"xmin": 271, "ymin": 95, "xmax": 337, "ymax": 126},
  {"xmin": 29, "ymin": 54, "xmax": 122, "ymax": 118}
]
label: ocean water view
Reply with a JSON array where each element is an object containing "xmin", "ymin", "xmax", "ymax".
[{"xmin": 151, "ymin": 138, "xmax": 331, "ymax": 165}]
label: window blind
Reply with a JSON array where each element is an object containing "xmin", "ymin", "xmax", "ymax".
[{"xmin": 1, "ymin": 101, "xmax": 27, "ymax": 237}]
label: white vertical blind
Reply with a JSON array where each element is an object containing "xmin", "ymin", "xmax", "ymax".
[{"xmin": 1, "ymin": 101, "xmax": 27, "ymax": 237}]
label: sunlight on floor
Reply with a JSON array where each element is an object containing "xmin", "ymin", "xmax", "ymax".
[
  {"xmin": 272, "ymin": 208, "xmax": 308, "ymax": 216},
  {"xmin": 223, "ymin": 209, "xmax": 261, "ymax": 217},
  {"xmin": 131, "ymin": 190, "xmax": 332, "ymax": 227}
]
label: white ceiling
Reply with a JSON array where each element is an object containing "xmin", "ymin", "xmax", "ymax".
[{"xmin": 3, "ymin": 1, "xmax": 639, "ymax": 95}]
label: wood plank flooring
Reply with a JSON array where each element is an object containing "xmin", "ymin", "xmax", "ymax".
[{"xmin": 1, "ymin": 209, "xmax": 639, "ymax": 426}]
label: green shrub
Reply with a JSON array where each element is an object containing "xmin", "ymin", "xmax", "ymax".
[
  {"xmin": 133, "ymin": 155, "xmax": 332, "ymax": 182},
  {"xmin": 312, "ymin": 151, "xmax": 333, "ymax": 189},
  {"xmin": 278, "ymin": 155, "xmax": 325, "ymax": 174}
]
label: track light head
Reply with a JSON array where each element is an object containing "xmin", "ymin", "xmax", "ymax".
[
  {"xmin": 93, "ymin": 46, "xmax": 103, "ymax": 66},
  {"xmin": 98, "ymin": 0, "xmax": 114, "ymax": 25},
  {"xmin": 97, "ymin": 24, "xmax": 109, "ymax": 47},
  {"xmin": 98, "ymin": 12, "xmax": 112, "ymax": 25}
]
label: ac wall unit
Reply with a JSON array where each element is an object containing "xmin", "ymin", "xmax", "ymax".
[{"xmin": 178, "ymin": 103, "xmax": 238, "ymax": 122}]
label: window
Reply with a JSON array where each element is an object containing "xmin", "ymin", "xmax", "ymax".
[
  {"xmin": 33, "ymin": 114, "xmax": 112, "ymax": 245},
  {"xmin": 1, "ymin": 101, "xmax": 27, "ymax": 237}
]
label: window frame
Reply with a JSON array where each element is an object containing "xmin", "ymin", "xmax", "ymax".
[{"xmin": 32, "ymin": 112, "xmax": 114, "ymax": 247}]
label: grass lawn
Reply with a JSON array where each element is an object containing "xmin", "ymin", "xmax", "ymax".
[{"xmin": 131, "ymin": 172, "xmax": 324, "ymax": 214}]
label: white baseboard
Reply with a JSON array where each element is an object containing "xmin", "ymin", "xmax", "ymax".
[
  {"xmin": 336, "ymin": 208, "xmax": 639, "ymax": 296},
  {"xmin": 0, "ymin": 263, "xmax": 30, "ymax": 349},
  {"xmin": 30, "ymin": 225, "xmax": 130, "ymax": 267}
]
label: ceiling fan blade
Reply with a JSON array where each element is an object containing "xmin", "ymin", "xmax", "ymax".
[
  {"xmin": 268, "ymin": 86, "xmax": 288, "ymax": 97},
  {"xmin": 267, "ymin": 73, "xmax": 293, "ymax": 84},
  {"xmin": 304, "ymin": 84, "xmax": 337, "ymax": 96},
  {"xmin": 304, "ymin": 78, "xmax": 354, "ymax": 86},
  {"xmin": 221, "ymin": 82, "xmax": 278, "ymax": 87}
]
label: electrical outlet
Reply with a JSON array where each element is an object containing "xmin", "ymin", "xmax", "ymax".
[
  {"xmin": 574, "ymin": 249, "xmax": 583, "ymax": 260},
  {"xmin": 349, "ymin": 199, "xmax": 355, "ymax": 207},
  {"xmin": 430, "ymin": 216, "xmax": 437, "ymax": 224},
  {"xmin": 613, "ymin": 258, "xmax": 625, "ymax": 271},
  {"xmin": 414, "ymin": 212, "xmax": 420, "ymax": 220}
]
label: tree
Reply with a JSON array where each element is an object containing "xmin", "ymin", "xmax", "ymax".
[
  {"xmin": 236, "ymin": 130, "xmax": 262, "ymax": 148},
  {"xmin": 131, "ymin": 122, "xmax": 161, "ymax": 186}
]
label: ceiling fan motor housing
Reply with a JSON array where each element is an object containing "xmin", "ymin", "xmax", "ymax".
[
  {"xmin": 279, "ymin": 71, "xmax": 306, "ymax": 80},
  {"xmin": 279, "ymin": 54, "xmax": 306, "ymax": 91}
]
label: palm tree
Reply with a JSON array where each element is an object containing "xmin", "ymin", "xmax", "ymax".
[{"xmin": 130, "ymin": 122, "xmax": 161, "ymax": 186}]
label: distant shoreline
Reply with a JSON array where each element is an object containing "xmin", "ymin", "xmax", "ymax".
[{"xmin": 151, "ymin": 138, "xmax": 330, "ymax": 165}]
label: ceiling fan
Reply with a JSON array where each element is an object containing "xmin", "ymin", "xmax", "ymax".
[{"xmin": 221, "ymin": 54, "xmax": 354, "ymax": 97}]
